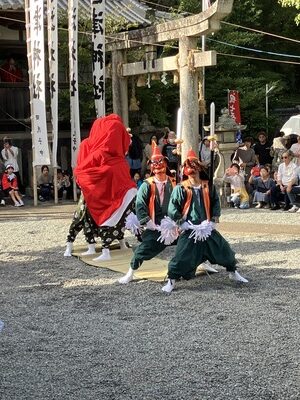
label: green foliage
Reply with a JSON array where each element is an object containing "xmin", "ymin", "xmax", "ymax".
[
  {"xmin": 279, "ymin": 0, "xmax": 300, "ymax": 24},
  {"xmin": 204, "ymin": 0, "xmax": 300, "ymax": 135},
  {"xmin": 134, "ymin": 79, "xmax": 179, "ymax": 127}
]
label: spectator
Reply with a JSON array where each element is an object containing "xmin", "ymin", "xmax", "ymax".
[
  {"xmin": 287, "ymin": 166, "xmax": 300, "ymax": 213},
  {"xmin": 270, "ymin": 150, "xmax": 298, "ymax": 210},
  {"xmin": 249, "ymin": 165, "xmax": 275, "ymax": 208},
  {"xmin": 290, "ymin": 135, "xmax": 300, "ymax": 166},
  {"xmin": 158, "ymin": 127, "xmax": 170, "ymax": 147},
  {"xmin": 0, "ymin": 159, "xmax": 5, "ymax": 205},
  {"xmin": 133, "ymin": 172, "xmax": 143, "ymax": 189},
  {"xmin": 0, "ymin": 57, "xmax": 23, "ymax": 83},
  {"xmin": 223, "ymin": 163, "xmax": 249, "ymax": 209},
  {"xmin": 270, "ymin": 132, "xmax": 287, "ymax": 172},
  {"xmin": 37, "ymin": 165, "xmax": 53, "ymax": 201},
  {"xmin": 1, "ymin": 137, "xmax": 24, "ymax": 194},
  {"xmin": 161, "ymin": 131, "xmax": 180, "ymax": 172},
  {"xmin": 144, "ymin": 170, "xmax": 151, "ymax": 180},
  {"xmin": 126, "ymin": 134, "xmax": 144, "ymax": 178},
  {"xmin": 1, "ymin": 164, "xmax": 24, "ymax": 207},
  {"xmin": 232, "ymin": 137, "xmax": 256, "ymax": 183},
  {"xmin": 199, "ymin": 136, "xmax": 211, "ymax": 168},
  {"xmin": 253, "ymin": 130, "xmax": 273, "ymax": 166},
  {"xmin": 57, "ymin": 169, "xmax": 72, "ymax": 200}
]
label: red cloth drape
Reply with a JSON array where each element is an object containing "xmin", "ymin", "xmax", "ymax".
[{"xmin": 74, "ymin": 114, "xmax": 136, "ymax": 226}]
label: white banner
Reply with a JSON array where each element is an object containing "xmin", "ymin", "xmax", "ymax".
[
  {"xmin": 47, "ymin": 0, "xmax": 58, "ymax": 167},
  {"xmin": 68, "ymin": 0, "xmax": 81, "ymax": 168},
  {"xmin": 30, "ymin": 0, "xmax": 50, "ymax": 166},
  {"xmin": 91, "ymin": 0, "xmax": 105, "ymax": 118}
]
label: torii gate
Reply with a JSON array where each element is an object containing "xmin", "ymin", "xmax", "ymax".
[{"xmin": 106, "ymin": 0, "xmax": 234, "ymax": 160}]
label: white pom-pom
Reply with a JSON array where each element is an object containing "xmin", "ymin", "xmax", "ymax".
[
  {"xmin": 157, "ymin": 216, "xmax": 179, "ymax": 245},
  {"xmin": 188, "ymin": 220, "xmax": 215, "ymax": 242},
  {"xmin": 125, "ymin": 212, "xmax": 142, "ymax": 235}
]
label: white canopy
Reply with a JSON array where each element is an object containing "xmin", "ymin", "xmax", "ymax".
[{"xmin": 281, "ymin": 114, "xmax": 300, "ymax": 136}]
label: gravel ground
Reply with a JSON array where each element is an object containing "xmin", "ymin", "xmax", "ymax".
[{"xmin": 0, "ymin": 205, "xmax": 299, "ymax": 400}]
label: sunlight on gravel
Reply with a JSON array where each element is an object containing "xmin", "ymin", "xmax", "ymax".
[{"xmin": 63, "ymin": 277, "xmax": 117, "ymax": 288}]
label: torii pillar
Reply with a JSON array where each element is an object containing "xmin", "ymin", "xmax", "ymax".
[
  {"xmin": 179, "ymin": 36, "xmax": 199, "ymax": 157},
  {"xmin": 107, "ymin": 0, "xmax": 234, "ymax": 157},
  {"xmin": 111, "ymin": 50, "xmax": 129, "ymax": 127}
]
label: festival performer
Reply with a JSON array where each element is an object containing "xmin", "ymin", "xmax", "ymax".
[
  {"xmin": 162, "ymin": 149, "xmax": 248, "ymax": 294},
  {"xmin": 118, "ymin": 144, "xmax": 177, "ymax": 284},
  {"xmin": 74, "ymin": 114, "xmax": 137, "ymax": 261},
  {"xmin": 64, "ymin": 193, "xmax": 98, "ymax": 257}
]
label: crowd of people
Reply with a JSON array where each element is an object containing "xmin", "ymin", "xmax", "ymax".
[
  {"xmin": 127, "ymin": 128, "xmax": 300, "ymax": 213},
  {"xmin": 224, "ymin": 131, "xmax": 300, "ymax": 212},
  {"xmin": 0, "ymin": 136, "xmax": 74, "ymax": 206},
  {"xmin": 1, "ymin": 126, "xmax": 299, "ymax": 213}
]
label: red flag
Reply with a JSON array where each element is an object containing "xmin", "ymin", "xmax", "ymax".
[{"xmin": 228, "ymin": 90, "xmax": 241, "ymax": 124}]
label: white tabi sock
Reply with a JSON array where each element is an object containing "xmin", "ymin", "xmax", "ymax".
[
  {"xmin": 162, "ymin": 279, "xmax": 175, "ymax": 294},
  {"xmin": 118, "ymin": 268, "xmax": 135, "ymax": 284},
  {"xmin": 81, "ymin": 243, "xmax": 96, "ymax": 256},
  {"xmin": 118, "ymin": 239, "xmax": 129, "ymax": 250},
  {"xmin": 64, "ymin": 242, "xmax": 73, "ymax": 257},
  {"xmin": 93, "ymin": 248, "xmax": 111, "ymax": 261},
  {"xmin": 229, "ymin": 271, "xmax": 248, "ymax": 283}
]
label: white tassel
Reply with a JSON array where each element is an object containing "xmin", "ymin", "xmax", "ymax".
[
  {"xmin": 157, "ymin": 216, "xmax": 179, "ymax": 245},
  {"xmin": 188, "ymin": 220, "xmax": 215, "ymax": 242},
  {"xmin": 125, "ymin": 212, "xmax": 142, "ymax": 236}
]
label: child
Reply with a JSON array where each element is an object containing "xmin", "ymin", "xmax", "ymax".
[
  {"xmin": 223, "ymin": 163, "xmax": 249, "ymax": 209},
  {"xmin": 249, "ymin": 165, "xmax": 275, "ymax": 208},
  {"xmin": 1, "ymin": 164, "xmax": 24, "ymax": 207},
  {"xmin": 133, "ymin": 172, "xmax": 143, "ymax": 189}
]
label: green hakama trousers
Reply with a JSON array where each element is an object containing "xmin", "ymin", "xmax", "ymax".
[{"xmin": 168, "ymin": 229, "xmax": 236, "ymax": 279}]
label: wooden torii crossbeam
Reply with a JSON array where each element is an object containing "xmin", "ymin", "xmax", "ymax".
[{"xmin": 108, "ymin": 0, "xmax": 234, "ymax": 158}]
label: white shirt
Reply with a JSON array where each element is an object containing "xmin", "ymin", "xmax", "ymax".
[
  {"xmin": 290, "ymin": 143, "xmax": 300, "ymax": 166},
  {"xmin": 277, "ymin": 161, "xmax": 297, "ymax": 186},
  {"xmin": 1, "ymin": 145, "xmax": 19, "ymax": 172},
  {"xmin": 154, "ymin": 177, "xmax": 167, "ymax": 205}
]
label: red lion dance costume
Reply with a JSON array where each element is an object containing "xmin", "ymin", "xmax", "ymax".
[{"xmin": 74, "ymin": 114, "xmax": 137, "ymax": 261}]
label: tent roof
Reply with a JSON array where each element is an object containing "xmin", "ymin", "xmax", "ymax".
[{"xmin": 0, "ymin": 0, "xmax": 170, "ymax": 25}]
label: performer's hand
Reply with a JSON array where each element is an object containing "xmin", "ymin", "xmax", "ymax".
[
  {"xmin": 180, "ymin": 222, "xmax": 191, "ymax": 231},
  {"xmin": 146, "ymin": 220, "xmax": 157, "ymax": 231}
]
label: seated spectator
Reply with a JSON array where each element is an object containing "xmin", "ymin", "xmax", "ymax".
[
  {"xmin": 270, "ymin": 133, "xmax": 287, "ymax": 172},
  {"xmin": 1, "ymin": 164, "xmax": 24, "ymax": 207},
  {"xmin": 223, "ymin": 163, "xmax": 249, "ymax": 209},
  {"xmin": 37, "ymin": 165, "xmax": 53, "ymax": 201},
  {"xmin": 249, "ymin": 165, "xmax": 275, "ymax": 208},
  {"xmin": 0, "ymin": 183, "xmax": 5, "ymax": 206},
  {"xmin": 0, "ymin": 159, "xmax": 5, "ymax": 206},
  {"xmin": 270, "ymin": 150, "xmax": 298, "ymax": 210},
  {"xmin": 290, "ymin": 135, "xmax": 300, "ymax": 166},
  {"xmin": 133, "ymin": 172, "xmax": 143, "ymax": 189},
  {"xmin": 232, "ymin": 137, "xmax": 256, "ymax": 181},
  {"xmin": 287, "ymin": 167, "xmax": 300, "ymax": 213},
  {"xmin": 57, "ymin": 169, "xmax": 72, "ymax": 199}
]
